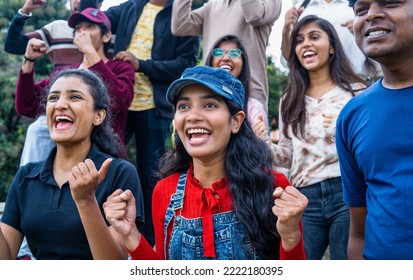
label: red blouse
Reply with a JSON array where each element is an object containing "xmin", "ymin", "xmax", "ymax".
[{"xmin": 128, "ymin": 167, "xmax": 306, "ymax": 260}]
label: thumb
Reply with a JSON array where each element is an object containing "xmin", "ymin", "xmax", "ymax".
[{"xmin": 98, "ymin": 158, "xmax": 113, "ymax": 185}]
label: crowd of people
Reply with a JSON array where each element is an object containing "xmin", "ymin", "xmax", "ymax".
[{"xmin": 1, "ymin": 0, "xmax": 412, "ymax": 260}]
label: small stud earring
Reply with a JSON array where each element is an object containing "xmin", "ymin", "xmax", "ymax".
[{"xmin": 330, "ymin": 49, "xmax": 335, "ymax": 54}]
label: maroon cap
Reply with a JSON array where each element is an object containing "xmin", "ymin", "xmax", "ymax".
[{"xmin": 68, "ymin": 8, "xmax": 111, "ymax": 30}]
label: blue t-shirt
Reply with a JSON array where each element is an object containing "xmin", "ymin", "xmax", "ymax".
[
  {"xmin": 1, "ymin": 144, "xmax": 144, "ymax": 260},
  {"xmin": 336, "ymin": 79, "xmax": 413, "ymax": 259}
]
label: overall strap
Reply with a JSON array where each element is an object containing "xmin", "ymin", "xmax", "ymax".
[{"xmin": 163, "ymin": 171, "xmax": 187, "ymax": 259}]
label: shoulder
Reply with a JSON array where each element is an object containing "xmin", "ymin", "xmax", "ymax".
[
  {"xmin": 153, "ymin": 173, "xmax": 181, "ymax": 197},
  {"xmin": 339, "ymin": 80, "xmax": 382, "ymax": 114}
]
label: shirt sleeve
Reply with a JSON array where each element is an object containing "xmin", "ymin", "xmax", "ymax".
[
  {"xmin": 240, "ymin": 0, "xmax": 282, "ymax": 26},
  {"xmin": 171, "ymin": 0, "xmax": 206, "ymax": 36}
]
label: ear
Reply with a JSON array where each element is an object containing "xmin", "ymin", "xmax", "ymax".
[
  {"xmin": 93, "ymin": 109, "xmax": 106, "ymax": 126},
  {"xmin": 231, "ymin": 111, "xmax": 246, "ymax": 134},
  {"xmin": 102, "ymin": 31, "xmax": 112, "ymax": 44},
  {"xmin": 330, "ymin": 47, "xmax": 335, "ymax": 54}
]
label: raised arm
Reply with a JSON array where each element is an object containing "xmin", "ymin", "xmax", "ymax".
[
  {"xmin": 240, "ymin": 0, "xmax": 282, "ymax": 26},
  {"xmin": 171, "ymin": 0, "xmax": 206, "ymax": 36},
  {"xmin": 15, "ymin": 38, "xmax": 51, "ymax": 118},
  {"xmin": 4, "ymin": 0, "xmax": 46, "ymax": 54},
  {"xmin": 70, "ymin": 158, "xmax": 128, "ymax": 259}
]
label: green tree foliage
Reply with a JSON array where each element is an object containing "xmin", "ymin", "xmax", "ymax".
[
  {"xmin": 0, "ymin": 0, "xmax": 70, "ymax": 200},
  {"xmin": 267, "ymin": 56, "xmax": 287, "ymax": 130}
]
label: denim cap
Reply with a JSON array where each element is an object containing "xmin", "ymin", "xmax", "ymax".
[
  {"xmin": 166, "ymin": 66, "xmax": 245, "ymax": 110},
  {"xmin": 68, "ymin": 8, "xmax": 111, "ymax": 30}
]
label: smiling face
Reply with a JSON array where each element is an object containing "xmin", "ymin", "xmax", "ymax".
[
  {"xmin": 46, "ymin": 75, "xmax": 105, "ymax": 146},
  {"xmin": 173, "ymin": 84, "xmax": 244, "ymax": 163},
  {"xmin": 353, "ymin": 0, "xmax": 413, "ymax": 63},
  {"xmin": 295, "ymin": 22, "xmax": 333, "ymax": 73},
  {"xmin": 211, "ymin": 41, "xmax": 244, "ymax": 78}
]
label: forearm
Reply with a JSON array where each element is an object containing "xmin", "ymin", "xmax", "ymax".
[
  {"xmin": 0, "ymin": 225, "xmax": 12, "ymax": 260},
  {"xmin": 347, "ymin": 235, "xmax": 364, "ymax": 260},
  {"xmin": 76, "ymin": 198, "xmax": 128, "ymax": 260},
  {"xmin": 89, "ymin": 60, "xmax": 135, "ymax": 109},
  {"xmin": 171, "ymin": 0, "xmax": 204, "ymax": 36},
  {"xmin": 4, "ymin": 14, "xmax": 30, "ymax": 54},
  {"xmin": 240, "ymin": 0, "xmax": 282, "ymax": 25},
  {"xmin": 15, "ymin": 69, "xmax": 41, "ymax": 118}
]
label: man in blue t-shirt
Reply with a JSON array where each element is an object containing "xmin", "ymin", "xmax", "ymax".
[{"xmin": 336, "ymin": 0, "xmax": 413, "ymax": 259}]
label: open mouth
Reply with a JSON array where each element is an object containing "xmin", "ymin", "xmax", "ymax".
[
  {"xmin": 303, "ymin": 50, "xmax": 316, "ymax": 59},
  {"xmin": 186, "ymin": 128, "xmax": 211, "ymax": 144},
  {"xmin": 54, "ymin": 115, "xmax": 74, "ymax": 129},
  {"xmin": 365, "ymin": 29, "xmax": 390, "ymax": 38},
  {"xmin": 219, "ymin": 65, "xmax": 233, "ymax": 72}
]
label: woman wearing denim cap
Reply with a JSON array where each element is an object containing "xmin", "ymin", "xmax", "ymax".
[{"xmin": 104, "ymin": 66, "xmax": 307, "ymax": 260}]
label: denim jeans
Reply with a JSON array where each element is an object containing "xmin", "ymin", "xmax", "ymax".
[{"xmin": 299, "ymin": 177, "xmax": 349, "ymax": 260}]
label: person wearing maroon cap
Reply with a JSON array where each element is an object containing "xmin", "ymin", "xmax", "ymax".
[{"xmin": 14, "ymin": 8, "xmax": 135, "ymax": 151}]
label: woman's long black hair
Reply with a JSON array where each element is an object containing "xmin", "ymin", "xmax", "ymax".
[
  {"xmin": 282, "ymin": 15, "xmax": 368, "ymax": 139},
  {"xmin": 158, "ymin": 98, "xmax": 280, "ymax": 259},
  {"xmin": 46, "ymin": 68, "xmax": 124, "ymax": 158}
]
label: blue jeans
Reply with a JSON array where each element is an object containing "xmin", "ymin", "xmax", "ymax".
[
  {"xmin": 299, "ymin": 177, "xmax": 349, "ymax": 260},
  {"xmin": 125, "ymin": 109, "xmax": 171, "ymax": 246}
]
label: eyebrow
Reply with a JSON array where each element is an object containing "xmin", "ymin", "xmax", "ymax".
[
  {"xmin": 49, "ymin": 89, "xmax": 87, "ymax": 96},
  {"xmin": 176, "ymin": 92, "xmax": 223, "ymax": 102},
  {"xmin": 297, "ymin": 30, "xmax": 323, "ymax": 37}
]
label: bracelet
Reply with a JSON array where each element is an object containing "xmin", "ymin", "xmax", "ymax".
[
  {"xmin": 18, "ymin": 8, "xmax": 32, "ymax": 17},
  {"xmin": 23, "ymin": 55, "xmax": 36, "ymax": 63}
]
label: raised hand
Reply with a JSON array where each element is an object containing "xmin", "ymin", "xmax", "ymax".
[
  {"xmin": 69, "ymin": 158, "xmax": 112, "ymax": 203},
  {"xmin": 103, "ymin": 189, "xmax": 141, "ymax": 250},
  {"xmin": 272, "ymin": 186, "xmax": 308, "ymax": 250}
]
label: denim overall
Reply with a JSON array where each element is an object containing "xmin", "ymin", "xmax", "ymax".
[{"xmin": 163, "ymin": 172, "xmax": 261, "ymax": 260}]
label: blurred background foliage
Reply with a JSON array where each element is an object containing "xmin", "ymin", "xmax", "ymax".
[{"xmin": 0, "ymin": 0, "xmax": 286, "ymax": 201}]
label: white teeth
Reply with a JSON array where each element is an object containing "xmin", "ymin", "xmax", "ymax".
[
  {"xmin": 220, "ymin": 65, "xmax": 232, "ymax": 71},
  {"xmin": 55, "ymin": 116, "xmax": 73, "ymax": 122},
  {"xmin": 368, "ymin": 30, "xmax": 387, "ymax": 36},
  {"xmin": 188, "ymin": 128, "xmax": 210, "ymax": 134},
  {"xmin": 303, "ymin": 51, "xmax": 315, "ymax": 57}
]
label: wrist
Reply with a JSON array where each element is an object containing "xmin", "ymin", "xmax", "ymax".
[
  {"xmin": 23, "ymin": 55, "xmax": 36, "ymax": 65},
  {"xmin": 124, "ymin": 228, "xmax": 141, "ymax": 252},
  {"xmin": 18, "ymin": 8, "xmax": 32, "ymax": 17}
]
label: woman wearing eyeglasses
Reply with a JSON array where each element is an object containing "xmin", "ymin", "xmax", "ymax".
[{"xmin": 204, "ymin": 35, "xmax": 269, "ymax": 130}]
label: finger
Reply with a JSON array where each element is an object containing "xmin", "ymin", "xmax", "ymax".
[
  {"xmin": 77, "ymin": 161, "xmax": 90, "ymax": 176},
  {"xmin": 107, "ymin": 189, "xmax": 124, "ymax": 200},
  {"xmin": 97, "ymin": 158, "xmax": 113, "ymax": 185},
  {"xmin": 273, "ymin": 187, "xmax": 285, "ymax": 198}
]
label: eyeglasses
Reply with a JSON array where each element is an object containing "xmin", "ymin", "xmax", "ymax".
[{"xmin": 212, "ymin": 48, "xmax": 243, "ymax": 58}]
